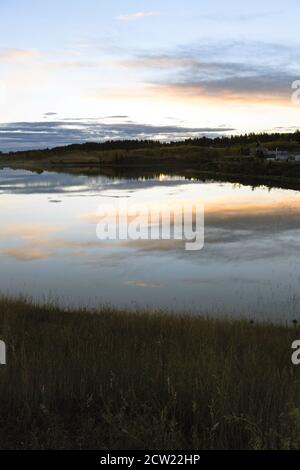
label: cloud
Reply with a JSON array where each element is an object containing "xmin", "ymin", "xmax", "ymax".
[
  {"xmin": 124, "ymin": 280, "xmax": 162, "ymax": 288},
  {"xmin": 116, "ymin": 11, "xmax": 160, "ymax": 21},
  {"xmin": 150, "ymin": 74, "xmax": 293, "ymax": 104},
  {"xmin": 0, "ymin": 224, "xmax": 57, "ymax": 240},
  {"xmin": 119, "ymin": 41, "xmax": 300, "ymax": 103},
  {"xmin": 56, "ymin": 60, "xmax": 103, "ymax": 69},
  {"xmin": 2, "ymin": 247, "xmax": 50, "ymax": 262},
  {"xmin": 0, "ymin": 48, "xmax": 37, "ymax": 61},
  {"xmin": 105, "ymin": 115, "xmax": 129, "ymax": 119},
  {"xmin": 120, "ymin": 55, "xmax": 198, "ymax": 69},
  {"xmin": 0, "ymin": 120, "xmax": 234, "ymax": 152}
]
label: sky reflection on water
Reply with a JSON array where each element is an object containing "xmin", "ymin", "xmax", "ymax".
[{"xmin": 0, "ymin": 168, "xmax": 300, "ymax": 321}]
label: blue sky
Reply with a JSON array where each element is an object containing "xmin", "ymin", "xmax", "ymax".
[{"xmin": 1, "ymin": 1, "xmax": 300, "ymax": 150}]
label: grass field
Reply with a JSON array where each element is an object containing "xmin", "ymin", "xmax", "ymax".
[{"xmin": 0, "ymin": 297, "xmax": 300, "ymax": 449}]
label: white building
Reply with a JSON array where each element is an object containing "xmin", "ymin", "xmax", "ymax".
[
  {"xmin": 255, "ymin": 142, "xmax": 289, "ymax": 161},
  {"xmin": 274, "ymin": 150, "xmax": 289, "ymax": 161},
  {"xmin": 266, "ymin": 149, "xmax": 289, "ymax": 161}
]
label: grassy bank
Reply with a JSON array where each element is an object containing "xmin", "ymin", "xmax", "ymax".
[{"xmin": 0, "ymin": 297, "xmax": 300, "ymax": 449}]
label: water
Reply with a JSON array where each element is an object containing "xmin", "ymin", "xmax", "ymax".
[{"xmin": 1, "ymin": 167, "xmax": 300, "ymax": 321}]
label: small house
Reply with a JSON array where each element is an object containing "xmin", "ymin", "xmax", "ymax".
[
  {"xmin": 272, "ymin": 150, "xmax": 289, "ymax": 161},
  {"xmin": 254, "ymin": 142, "xmax": 289, "ymax": 161}
]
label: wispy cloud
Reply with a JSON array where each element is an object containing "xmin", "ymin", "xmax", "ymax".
[
  {"xmin": 0, "ymin": 48, "xmax": 37, "ymax": 61},
  {"xmin": 120, "ymin": 55, "xmax": 198, "ymax": 69},
  {"xmin": 124, "ymin": 280, "xmax": 162, "ymax": 288},
  {"xmin": 116, "ymin": 11, "xmax": 160, "ymax": 21},
  {"xmin": 2, "ymin": 247, "xmax": 50, "ymax": 262},
  {"xmin": 118, "ymin": 41, "xmax": 300, "ymax": 104}
]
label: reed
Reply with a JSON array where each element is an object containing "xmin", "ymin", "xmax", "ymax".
[{"xmin": 0, "ymin": 296, "xmax": 299, "ymax": 449}]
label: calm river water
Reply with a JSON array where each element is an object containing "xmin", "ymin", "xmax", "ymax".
[{"xmin": 1, "ymin": 167, "xmax": 300, "ymax": 321}]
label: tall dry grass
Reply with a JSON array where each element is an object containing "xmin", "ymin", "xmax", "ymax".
[{"xmin": 0, "ymin": 297, "xmax": 300, "ymax": 449}]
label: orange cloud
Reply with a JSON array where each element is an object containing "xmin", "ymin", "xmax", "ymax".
[
  {"xmin": 93, "ymin": 81, "xmax": 291, "ymax": 107},
  {"xmin": 0, "ymin": 224, "xmax": 57, "ymax": 240},
  {"xmin": 3, "ymin": 247, "xmax": 50, "ymax": 261},
  {"xmin": 147, "ymin": 83, "xmax": 292, "ymax": 106},
  {"xmin": 0, "ymin": 48, "xmax": 38, "ymax": 61},
  {"xmin": 124, "ymin": 280, "xmax": 162, "ymax": 288}
]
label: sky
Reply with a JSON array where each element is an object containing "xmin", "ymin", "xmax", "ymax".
[{"xmin": 0, "ymin": 0, "xmax": 300, "ymax": 151}]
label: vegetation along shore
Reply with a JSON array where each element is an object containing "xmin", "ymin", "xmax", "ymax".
[
  {"xmin": 2, "ymin": 131, "xmax": 300, "ymax": 191},
  {"xmin": 0, "ymin": 297, "xmax": 300, "ymax": 449}
]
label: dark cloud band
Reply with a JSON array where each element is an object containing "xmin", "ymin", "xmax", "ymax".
[{"xmin": 0, "ymin": 121, "xmax": 234, "ymax": 152}]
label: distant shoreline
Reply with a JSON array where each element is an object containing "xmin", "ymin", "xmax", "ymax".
[{"xmin": 1, "ymin": 132, "xmax": 300, "ymax": 190}]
